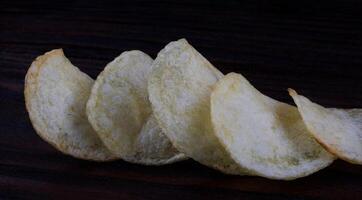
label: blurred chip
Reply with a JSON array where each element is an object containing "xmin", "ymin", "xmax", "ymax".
[{"xmin": 289, "ymin": 89, "xmax": 362, "ymax": 164}]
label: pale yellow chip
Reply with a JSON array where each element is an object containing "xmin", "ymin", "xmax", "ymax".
[
  {"xmin": 211, "ymin": 73, "xmax": 335, "ymax": 180},
  {"xmin": 86, "ymin": 50, "xmax": 186, "ymax": 165},
  {"xmin": 24, "ymin": 49, "xmax": 116, "ymax": 161},
  {"xmin": 148, "ymin": 39, "xmax": 249, "ymax": 174},
  {"xmin": 289, "ymin": 89, "xmax": 362, "ymax": 164}
]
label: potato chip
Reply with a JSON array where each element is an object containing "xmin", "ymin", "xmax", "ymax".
[
  {"xmin": 211, "ymin": 73, "xmax": 335, "ymax": 180},
  {"xmin": 86, "ymin": 50, "xmax": 185, "ymax": 165},
  {"xmin": 289, "ymin": 89, "xmax": 362, "ymax": 164},
  {"xmin": 24, "ymin": 49, "xmax": 116, "ymax": 161},
  {"xmin": 148, "ymin": 39, "xmax": 249, "ymax": 174}
]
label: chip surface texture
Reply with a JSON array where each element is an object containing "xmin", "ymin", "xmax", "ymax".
[
  {"xmin": 289, "ymin": 89, "xmax": 362, "ymax": 164},
  {"xmin": 24, "ymin": 49, "xmax": 115, "ymax": 161},
  {"xmin": 148, "ymin": 39, "xmax": 248, "ymax": 174},
  {"xmin": 211, "ymin": 73, "xmax": 334, "ymax": 179},
  {"xmin": 86, "ymin": 50, "xmax": 185, "ymax": 165}
]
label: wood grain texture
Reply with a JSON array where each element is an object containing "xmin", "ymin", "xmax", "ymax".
[{"xmin": 0, "ymin": 0, "xmax": 361, "ymax": 199}]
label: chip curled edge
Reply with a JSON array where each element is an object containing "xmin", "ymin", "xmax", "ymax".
[
  {"xmin": 210, "ymin": 73, "xmax": 335, "ymax": 180},
  {"xmin": 148, "ymin": 39, "xmax": 250, "ymax": 174},
  {"xmin": 289, "ymin": 89, "xmax": 362, "ymax": 165},
  {"xmin": 86, "ymin": 50, "xmax": 186, "ymax": 165},
  {"xmin": 24, "ymin": 49, "xmax": 116, "ymax": 161}
]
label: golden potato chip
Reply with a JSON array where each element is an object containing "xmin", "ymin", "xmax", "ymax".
[
  {"xmin": 211, "ymin": 73, "xmax": 334, "ymax": 180},
  {"xmin": 148, "ymin": 39, "xmax": 249, "ymax": 174},
  {"xmin": 24, "ymin": 49, "xmax": 116, "ymax": 161},
  {"xmin": 86, "ymin": 50, "xmax": 185, "ymax": 165},
  {"xmin": 289, "ymin": 89, "xmax": 362, "ymax": 164}
]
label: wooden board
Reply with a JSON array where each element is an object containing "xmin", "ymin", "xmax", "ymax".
[{"xmin": 0, "ymin": 0, "xmax": 361, "ymax": 199}]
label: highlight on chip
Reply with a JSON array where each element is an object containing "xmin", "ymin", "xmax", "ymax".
[
  {"xmin": 210, "ymin": 73, "xmax": 335, "ymax": 180},
  {"xmin": 148, "ymin": 39, "xmax": 249, "ymax": 174},
  {"xmin": 289, "ymin": 89, "xmax": 362, "ymax": 164},
  {"xmin": 86, "ymin": 50, "xmax": 185, "ymax": 165},
  {"xmin": 24, "ymin": 49, "xmax": 116, "ymax": 161}
]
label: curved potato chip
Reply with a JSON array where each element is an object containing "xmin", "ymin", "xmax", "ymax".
[
  {"xmin": 211, "ymin": 73, "xmax": 334, "ymax": 180},
  {"xmin": 86, "ymin": 50, "xmax": 185, "ymax": 165},
  {"xmin": 148, "ymin": 39, "xmax": 248, "ymax": 174},
  {"xmin": 24, "ymin": 49, "xmax": 116, "ymax": 161},
  {"xmin": 289, "ymin": 89, "xmax": 362, "ymax": 164}
]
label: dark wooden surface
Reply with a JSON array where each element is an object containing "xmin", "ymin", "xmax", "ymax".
[{"xmin": 1, "ymin": 0, "xmax": 362, "ymax": 199}]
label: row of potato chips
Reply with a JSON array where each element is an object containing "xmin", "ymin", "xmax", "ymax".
[{"xmin": 25, "ymin": 39, "xmax": 361, "ymax": 180}]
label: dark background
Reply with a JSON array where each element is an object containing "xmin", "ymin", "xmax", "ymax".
[{"xmin": 1, "ymin": 0, "xmax": 361, "ymax": 199}]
